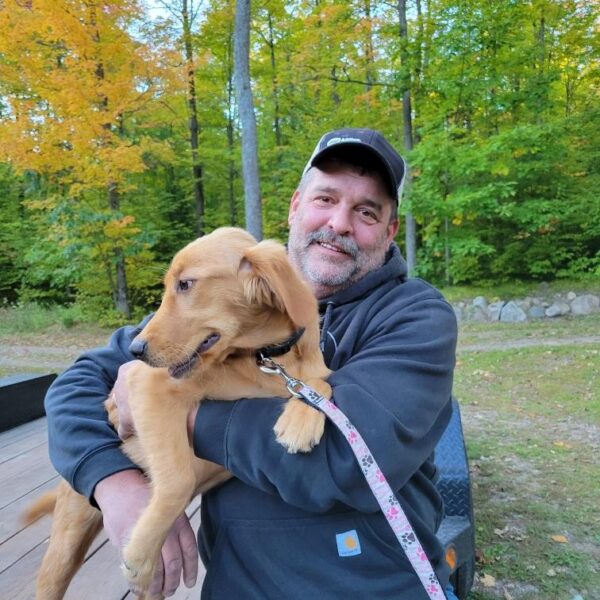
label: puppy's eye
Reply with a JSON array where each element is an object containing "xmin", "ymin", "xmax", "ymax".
[{"xmin": 177, "ymin": 279, "xmax": 195, "ymax": 292}]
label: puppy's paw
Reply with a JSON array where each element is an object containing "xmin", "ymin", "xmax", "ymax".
[
  {"xmin": 274, "ymin": 398, "xmax": 325, "ymax": 453},
  {"xmin": 121, "ymin": 544, "xmax": 156, "ymax": 592}
]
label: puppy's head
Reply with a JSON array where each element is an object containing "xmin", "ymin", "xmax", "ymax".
[{"xmin": 131, "ymin": 227, "xmax": 317, "ymax": 378}]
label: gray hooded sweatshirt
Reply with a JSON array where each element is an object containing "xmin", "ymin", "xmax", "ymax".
[{"xmin": 45, "ymin": 243, "xmax": 457, "ymax": 599}]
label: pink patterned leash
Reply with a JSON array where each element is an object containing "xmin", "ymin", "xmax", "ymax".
[{"xmin": 258, "ymin": 356, "xmax": 446, "ymax": 600}]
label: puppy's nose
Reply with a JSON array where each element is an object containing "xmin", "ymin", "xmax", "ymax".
[{"xmin": 129, "ymin": 338, "xmax": 148, "ymax": 360}]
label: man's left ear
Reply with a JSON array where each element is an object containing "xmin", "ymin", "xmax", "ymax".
[
  {"xmin": 387, "ymin": 217, "xmax": 400, "ymax": 241},
  {"xmin": 288, "ymin": 189, "xmax": 301, "ymax": 225}
]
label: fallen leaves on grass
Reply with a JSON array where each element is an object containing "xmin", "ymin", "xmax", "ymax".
[
  {"xmin": 473, "ymin": 369, "xmax": 493, "ymax": 379},
  {"xmin": 553, "ymin": 440, "xmax": 572, "ymax": 449},
  {"xmin": 479, "ymin": 573, "xmax": 497, "ymax": 587},
  {"xmin": 551, "ymin": 534, "xmax": 569, "ymax": 543}
]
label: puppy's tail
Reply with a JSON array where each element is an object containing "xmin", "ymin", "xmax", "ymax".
[{"xmin": 21, "ymin": 489, "xmax": 58, "ymax": 525}]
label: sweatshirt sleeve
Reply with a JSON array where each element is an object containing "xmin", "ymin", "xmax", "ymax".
[
  {"xmin": 192, "ymin": 288, "xmax": 457, "ymax": 514},
  {"xmin": 45, "ymin": 318, "xmax": 150, "ymax": 500}
]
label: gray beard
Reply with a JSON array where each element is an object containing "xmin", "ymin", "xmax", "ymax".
[{"xmin": 288, "ymin": 228, "xmax": 387, "ymax": 293}]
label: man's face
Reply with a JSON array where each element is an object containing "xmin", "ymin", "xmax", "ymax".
[{"xmin": 287, "ymin": 164, "xmax": 399, "ymax": 299}]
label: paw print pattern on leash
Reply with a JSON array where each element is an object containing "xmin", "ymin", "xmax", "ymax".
[{"xmin": 360, "ymin": 454, "xmax": 374, "ymax": 473}]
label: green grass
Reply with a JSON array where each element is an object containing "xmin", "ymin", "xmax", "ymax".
[
  {"xmin": 455, "ymin": 341, "xmax": 600, "ymax": 598},
  {"xmin": 456, "ymin": 343, "xmax": 600, "ymax": 421},
  {"xmin": 458, "ymin": 313, "xmax": 600, "ymax": 348},
  {"xmin": 0, "ymin": 303, "xmax": 113, "ymax": 349},
  {"xmin": 466, "ymin": 430, "xmax": 599, "ymax": 598},
  {"xmin": 0, "ymin": 365, "xmax": 52, "ymax": 378},
  {"xmin": 440, "ymin": 277, "xmax": 600, "ymax": 304},
  {"xmin": 0, "ymin": 302, "xmax": 83, "ymax": 334}
]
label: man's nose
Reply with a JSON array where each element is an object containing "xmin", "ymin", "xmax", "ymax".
[{"xmin": 327, "ymin": 207, "xmax": 353, "ymax": 235}]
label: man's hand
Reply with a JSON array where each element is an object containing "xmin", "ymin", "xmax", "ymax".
[
  {"xmin": 94, "ymin": 470, "xmax": 198, "ymax": 597},
  {"xmin": 114, "ymin": 360, "xmax": 197, "ymax": 450},
  {"xmin": 112, "ymin": 361, "xmax": 139, "ymax": 440}
]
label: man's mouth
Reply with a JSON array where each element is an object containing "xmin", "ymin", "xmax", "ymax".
[
  {"xmin": 307, "ymin": 231, "xmax": 358, "ymax": 258},
  {"xmin": 168, "ymin": 332, "xmax": 221, "ymax": 379},
  {"xmin": 315, "ymin": 241, "xmax": 350, "ymax": 255}
]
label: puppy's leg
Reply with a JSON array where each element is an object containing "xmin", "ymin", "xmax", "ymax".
[
  {"xmin": 274, "ymin": 379, "xmax": 330, "ymax": 453},
  {"xmin": 121, "ymin": 365, "xmax": 198, "ymax": 592},
  {"xmin": 193, "ymin": 459, "xmax": 232, "ymax": 494},
  {"xmin": 35, "ymin": 480, "xmax": 102, "ymax": 600}
]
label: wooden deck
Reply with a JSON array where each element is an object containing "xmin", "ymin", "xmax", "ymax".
[{"xmin": 0, "ymin": 417, "xmax": 206, "ymax": 599}]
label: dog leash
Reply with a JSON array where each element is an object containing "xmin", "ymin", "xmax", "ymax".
[{"xmin": 258, "ymin": 356, "xmax": 446, "ymax": 600}]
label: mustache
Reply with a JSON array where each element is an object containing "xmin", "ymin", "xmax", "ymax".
[{"xmin": 307, "ymin": 230, "xmax": 358, "ymax": 258}]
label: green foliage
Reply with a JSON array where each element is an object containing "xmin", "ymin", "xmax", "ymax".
[
  {"xmin": 0, "ymin": 0, "xmax": 598, "ymax": 317},
  {"xmin": 0, "ymin": 165, "xmax": 27, "ymax": 302}
]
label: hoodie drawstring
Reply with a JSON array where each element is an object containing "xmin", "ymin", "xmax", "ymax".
[{"xmin": 319, "ymin": 301, "xmax": 335, "ymax": 353}]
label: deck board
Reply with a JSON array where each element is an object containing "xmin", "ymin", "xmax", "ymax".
[{"xmin": 0, "ymin": 417, "xmax": 207, "ymax": 598}]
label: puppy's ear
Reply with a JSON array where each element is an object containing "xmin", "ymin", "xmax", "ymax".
[{"xmin": 239, "ymin": 240, "xmax": 317, "ymax": 327}]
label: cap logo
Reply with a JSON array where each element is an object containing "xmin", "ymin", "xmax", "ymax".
[{"xmin": 326, "ymin": 136, "xmax": 362, "ymax": 147}]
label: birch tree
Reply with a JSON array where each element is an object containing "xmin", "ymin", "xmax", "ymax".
[
  {"xmin": 397, "ymin": 0, "xmax": 417, "ymax": 275},
  {"xmin": 234, "ymin": 0, "xmax": 263, "ymax": 240}
]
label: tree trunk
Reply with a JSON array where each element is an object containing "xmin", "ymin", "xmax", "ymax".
[
  {"xmin": 182, "ymin": 0, "xmax": 205, "ymax": 236},
  {"xmin": 397, "ymin": 0, "xmax": 416, "ymax": 275},
  {"xmin": 226, "ymin": 23, "xmax": 237, "ymax": 225},
  {"xmin": 535, "ymin": 11, "xmax": 547, "ymax": 123},
  {"xmin": 267, "ymin": 11, "xmax": 282, "ymax": 147},
  {"xmin": 234, "ymin": 0, "xmax": 263, "ymax": 240},
  {"xmin": 108, "ymin": 181, "xmax": 130, "ymax": 318},
  {"xmin": 363, "ymin": 0, "xmax": 375, "ymax": 91},
  {"xmin": 444, "ymin": 217, "xmax": 451, "ymax": 286},
  {"xmin": 90, "ymin": 2, "xmax": 130, "ymax": 316}
]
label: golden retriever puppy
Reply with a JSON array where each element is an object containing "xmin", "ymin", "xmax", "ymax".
[{"xmin": 24, "ymin": 227, "xmax": 331, "ymax": 599}]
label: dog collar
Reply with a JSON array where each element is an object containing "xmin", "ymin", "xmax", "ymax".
[{"xmin": 255, "ymin": 327, "xmax": 305, "ymax": 360}]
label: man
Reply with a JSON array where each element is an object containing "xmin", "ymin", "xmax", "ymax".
[{"xmin": 45, "ymin": 128, "xmax": 459, "ymax": 599}]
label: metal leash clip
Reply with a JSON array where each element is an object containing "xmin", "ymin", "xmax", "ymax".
[{"xmin": 257, "ymin": 355, "xmax": 304, "ymax": 398}]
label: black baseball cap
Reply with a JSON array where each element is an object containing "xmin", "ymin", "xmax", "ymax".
[{"xmin": 303, "ymin": 128, "xmax": 407, "ymax": 209}]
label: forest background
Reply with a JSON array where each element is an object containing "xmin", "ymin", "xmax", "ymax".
[{"xmin": 0, "ymin": 0, "xmax": 598, "ymax": 324}]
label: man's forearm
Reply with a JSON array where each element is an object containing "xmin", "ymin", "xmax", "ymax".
[{"xmin": 45, "ymin": 322, "xmax": 143, "ymax": 497}]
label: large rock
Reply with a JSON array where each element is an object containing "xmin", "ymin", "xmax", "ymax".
[
  {"xmin": 516, "ymin": 298, "xmax": 532, "ymax": 311},
  {"xmin": 453, "ymin": 305, "xmax": 464, "ymax": 322},
  {"xmin": 545, "ymin": 300, "xmax": 571, "ymax": 317},
  {"xmin": 465, "ymin": 304, "xmax": 489, "ymax": 322},
  {"xmin": 500, "ymin": 301, "xmax": 527, "ymax": 322},
  {"xmin": 488, "ymin": 301, "xmax": 505, "ymax": 321},
  {"xmin": 570, "ymin": 294, "xmax": 600, "ymax": 315},
  {"xmin": 472, "ymin": 296, "xmax": 488, "ymax": 310},
  {"xmin": 527, "ymin": 305, "xmax": 546, "ymax": 319}
]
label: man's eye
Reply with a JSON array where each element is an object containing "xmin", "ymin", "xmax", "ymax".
[
  {"xmin": 177, "ymin": 279, "xmax": 195, "ymax": 292},
  {"xmin": 358, "ymin": 209, "xmax": 378, "ymax": 223}
]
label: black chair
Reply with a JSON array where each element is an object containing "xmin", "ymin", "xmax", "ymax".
[{"xmin": 434, "ymin": 397, "xmax": 476, "ymax": 599}]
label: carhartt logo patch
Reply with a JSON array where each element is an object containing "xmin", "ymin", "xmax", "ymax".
[{"xmin": 336, "ymin": 529, "xmax": 361, "ymax": 557}]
